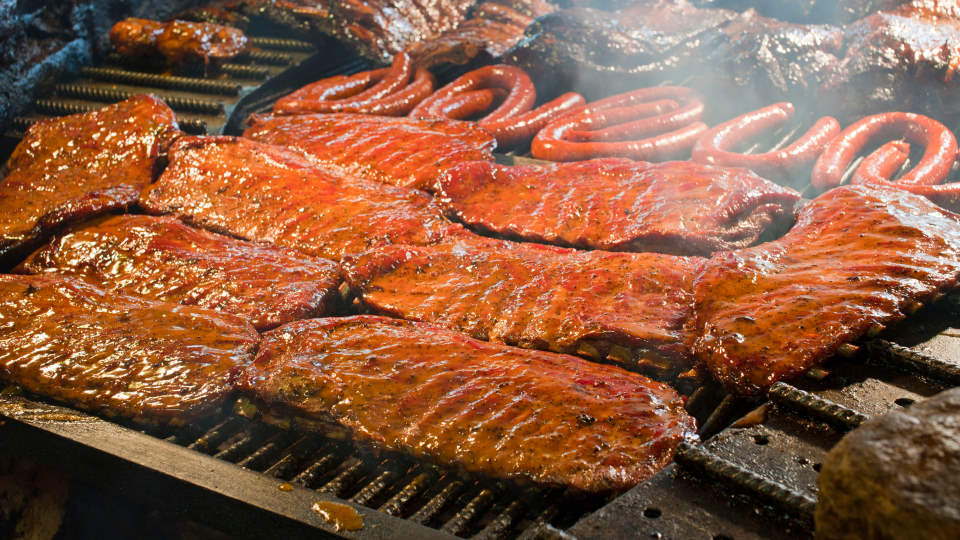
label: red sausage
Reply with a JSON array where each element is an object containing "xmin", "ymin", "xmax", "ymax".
[
  {"xmin": 692, "ymin": 102, "xmax": 841, "ymax": 179},
  {"xmin": 271, "ymin": 53, "xmax": 431, "ymax": 116},
  {"xmin": 481, "ymin": 92, "xmax": 586, "ymax": 149},
  {"xmin": 354, "ymin": 68, "xmax": 436, "ymax": 116},
  {"xmin": 428, "ymin": 88, "xmax": 509, "ymax": 120},
  {"xmin": 411, "ymin": 64, "xmax": 566, "ymax": 148},
  {"xmin": 852, "ymin": 140, "xmax": 911, "ymax": 185},
  {"xmin": 530, "ymin": 86, "xmax": 707, "ymax": 162},
  {"xmin": 342, "ymin": 52, "xmax": 414, "ymax": 104},
  {"xmin": 532, "ymin": 120, "xmax": 708, "ymax": 162},
  {"xmin": 811, "ymin": 112, "xmax": 958, "ymax": 189}
]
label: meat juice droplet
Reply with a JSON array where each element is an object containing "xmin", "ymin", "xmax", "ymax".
[
  {"xmin": 277, "ymin": 483, "xmax": 293, "ymax": 492},
  {"xmin": 311, "ymin": 501, "xmax": 364, "ymax": 531}
]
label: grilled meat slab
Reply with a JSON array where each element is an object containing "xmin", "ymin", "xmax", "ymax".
[
  {"xmin": 0, "ymin": 274, "xmax": 258, "ymax": 423},
  {"xmin": 345, "ymin": 234, "xmax": 701, "ymax": 379},
  {"xmin": 407, "ymin": 1, "xmax": 545, "ymax": 67},
  {"xmin": 435, "ymin": 159, "xmax": 800, "ymax": 256},
  {"xmin": 248, "ymin": 0, "xmax": 476, "ymax": 63},
  {"xmin": 139, "ymin": 136, "xmax": 458, "ymax": 262},
  {"xmin": 244, "ymin": 113, "xmax": 496, "ymax": 192},
  {"xmin": 691, "ymin": 185, "xmax": 960, "ymax": 395},
  {"xmin": 17, "ymin": 215, "xmax": 343, "ymax": 331},
  {"xmin": 110, "ymin": 18, "xmax": 248, "ymax": 65},
  {"xmin": 245, "ymin": 315, "xmax": 698, "ymax": 493},
  {"xmin": 0, "ymin": 95, "xmax": 180, "ymax": 265}
]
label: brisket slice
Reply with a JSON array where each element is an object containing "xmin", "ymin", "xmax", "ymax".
[
  {"xmin": 345, "ymin": 234, "xmax": 701, "ymax": 379},
  {"xmin": 17, "ymin": 215, "xmax": 343, "ymax": 331},
  {"xmin": 0, "ymin": 95, "xmax": 180, "ymax": 265},
  {"xmin": 435, "ymin": 159, "xmax": 800, "ymax": 256},
  {"xmin": 243, "ymin": 113, "xmax": 496, "ymax": 192},
  {"xmin": 691, "ymin": 185, "xmax": 960, "ymax": 395},
  {"xmin": 139, "ymin": 136, "xmax": 459, "ymax": 262},
  {"xmin": 109, "ymin": 18, "xmax": 248, "ymax": 65},
  {"xmin": 0, "ymin": 274, "xmax": 258, "ymax": 423},
  {"xmin": 244, "ymin": 315, "xmax": 697, "ymax": 493}
]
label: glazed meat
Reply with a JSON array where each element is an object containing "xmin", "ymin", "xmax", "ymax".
[
  {"xmin": 820, "ymin": 8, "xmax": 960, "ymax": 122},
  {"xmin": 139, "ymin": 136, "xmax": 458, "ymax": 262},
  {"xmin": 407, "ymin": 1, "xmax": 543, "ymax": 67},
  {"xmin": 244, "ymin": 113, "xmax": 496, "ymax": 192},
  {"xmin": 249, "ymin": 0, "xmax": 476, "ymax": 63},
  {"xmin": 691, "ymin": 185, "xmax": 960, "ymax": 395},
  {"xmin": 0, "ymin": 274, "xmax": 258, "ymax": 423},
  {"xmin": 345, "ymin": 234, "xmax": 701, "ymax": 379},
  {"xmin": 109, "ymin": 18, "xmax": 248, "ymax": 65},
  {"xmin": 435, "ymin": 159, "xmax": 800, "ymax": 255},
  {"xmin": 244, "ymin": 316, "xmax": 697, "ymax": 493},
  {"xmin": 816, "ymin": 387, "xmax": 960, "ymax": 540},
  {"xmin": 0, "ymin": 95, "xmax": 180, "ymax": 265},
  {"xmin": 17, "ymin": 215, "xmax": 343, "ymax": 331},
  {"xmin": 507, "ymin": 3, "xmax": 740, "ymax": 101}
]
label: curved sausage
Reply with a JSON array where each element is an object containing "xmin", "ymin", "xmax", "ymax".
[
  {"xmin": 355, "ymin": 68, "xmax": 436, "ymax": 116},
  {"xmin": 271, "ymin": 53, "xmax": 432, "ymax": 116},
  {"xmin": 482, "ymin": 92, "xmax": 586, "ymax": 149},
  {"xmin": 530, "ymin": 86, "xmax": 707, "ymax": 162},
  {"xmin": 692, "ymin": 102, "xmax": 841, "ymax": 180},
  {"xmin": 410, "ymin": 64, "xmax": 582, "ymax": 149},
  {"xmin": 811, "ymin": 112, "xmax": 958, "ymax": 189},
  {"xmin": 851, "ymin": 141, "xmax": 911, "ymax": 185}
]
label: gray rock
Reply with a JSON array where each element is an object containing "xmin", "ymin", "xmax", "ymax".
[{"xmin": 815, "ymin": 387, "xmax": 960, "ymax": 540}]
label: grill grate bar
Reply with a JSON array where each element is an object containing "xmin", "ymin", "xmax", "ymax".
[
  {"xmin": 187, "ymin": 416, "xmax": 245, "ymax": 453},
  {"xmin": 380, "ymin": 472, "xmax": 435, "ymax": 516},
  {"xmin": 442, "ymin": 488, "xmax": 495, "ymax": 536},
  {"xmin": 474, "ymin": 498, "xmax": 525, "ymax": 539},
  {"xmin": 55, "ymin": 84, "xmax": 225, "ymax": 115},
  {"xmin": 79, "ymin": 67, "xmax": 240, "ymax": 95},
  {"xmin": 319, "ymin": 460, "xmax": 365, "ymax": 496},
  {"xmin": 411, "ymin": 480, "xmax": 465, "ymax": 525},
  {"xmin": 248, "ymin": 50, "xmax": 293, "ymax": 66},
  {"xmin": 768, "ymin": 382, "xmax": 868, "ymax": 431},
  {"xmin": 33, "ymin": 100, "xmax": 99, "ymax": 116},
  {"xmin": 250, "ymin": 37, "xmax": 315, "ymax": 52},
  {"xmin": 292, "ymin": 448, "xmax": 343, "ymax": 488},
  {"xmin": 220, "ymin": 63, "xmax": 270, "ymax": 79},
  {"xmin": 213, "ymin": 424, "xmax": 271, "ymax": 462},
  {"xmin": 864, "ymin": 339, "xmax": 960, "ymax": 385},
  {"xmin": 675, "ymin": 442, "xmax": 816, "ymax": 524},
  {"xmin": 350, "ymin": 470, "xmax": 400, "ymax": 506},
  {"xmin": 237, "ymin": 431, "xmax": 296, "ymax": 470},
  {"xmin": 262, "ymin": 436, "xmax": 321, "ymax": 478}
]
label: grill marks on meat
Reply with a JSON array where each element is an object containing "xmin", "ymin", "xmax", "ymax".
[
  {"xmin": 17, "ymin": 215, "xmax": 343, "ymax": 331},
  {"xmin": 0, "ymin": 274, "xmax": 258, "ymax": 423},
  {"xmin": 435, "ymin": 159, "xmax": 801, "ymax": 256},
  {"xmin": 345, "ymin": 235, "xmax": 701, "ymax": 379},
  {"xmin": 0, "ymin": 95, "xmax": 180, "ymax": 266},
  {"xmin": 244, "ymin": 113, "xmax": 496, "ymax": 192},
  {"xmin": 691, "ymin": 185, "xmax": 960, "ymax": 395},
  {"xmin": 244, "ymin": 316, "xmax": 697, "ymax": 493},
  {"xmin": 109, "ymin": 18, "xmax": 248, "ymax": 65},
  {"xmin": 139, "ymin": 136, "xmax": 457, "ymax": 262}
]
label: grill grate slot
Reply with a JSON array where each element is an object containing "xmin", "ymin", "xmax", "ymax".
[
  {"xmin": 319, "ymin": 460, "xmax": 366, "ymax": 496},
  {"xmin": 350, "ymin": 470, "xmax": 401, "ymax": 506},
  {"xmin": 220, "ymin": 63, "xmax": 270, "ymax": 80},
  {"xmin": 411, "ymin": 479, "xmax": 466, "ymax": 524},
  {"xmin": 292, "ymin": 446, "xmax": 346, "ymax": 488},
  {"xmin": 474, "ymin": 498, "xmax": 525, "ymax": 539},
  {"xmin": 248, "ymin": 50, "xmax": 293, "ymax": 66},
  {"xmin": 768, "ymin": 382, "xmax": 867, "ymax": 431},
  {"xmin": 261, "ymin": 436, "xmax": 321, "ymax": 478}
]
